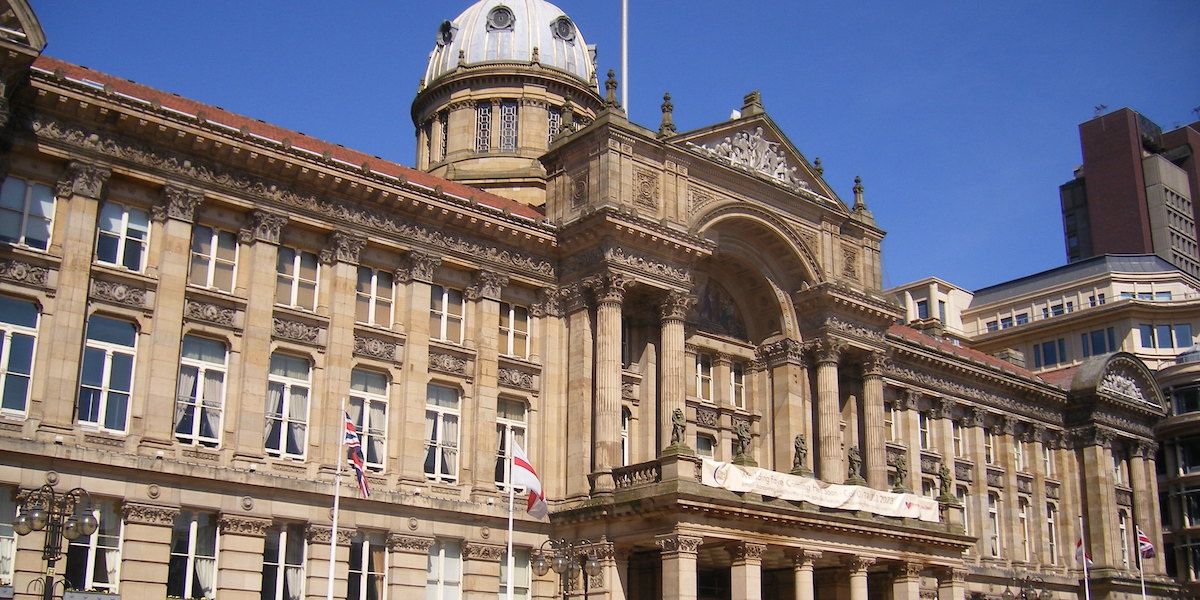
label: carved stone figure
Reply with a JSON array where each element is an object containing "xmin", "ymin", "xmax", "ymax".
[
  {"xmin": 793, "ymin": 435, "xmax": 807, "ymax": 470},
  {"xmin": 938, "ymin": 463, "xmax": 953, "ymax": 498},
  {"xmin": 669, "ymin": 408, "xmax": 686, "ymax": 446},
  {"xmin": 734, "ymin": 421, "xmax": 751, "ymax": 457},
  {"xmin": 847, "ymin": 446, "xmax": 862, "ymax": 479},
  {"xmin": 893, "ymin": 452, "xmax": 908, "ymax": 490}
]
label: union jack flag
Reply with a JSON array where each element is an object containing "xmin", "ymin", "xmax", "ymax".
[
  {"xmin": 1137, "ymin": 525, "xmax": 1156, "ymax": 558},
  {"xmin": 344, "ymin": 412, "xmax": 370, "ymax": 498}
]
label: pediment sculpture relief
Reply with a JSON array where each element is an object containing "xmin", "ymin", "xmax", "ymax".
[{"xmin": 693, "ymin": 127, "xmax": 811, "ymax": 193}]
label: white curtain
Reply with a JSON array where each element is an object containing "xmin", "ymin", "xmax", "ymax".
[
  {"xmin": 200, "ymin": 371, "xmax": 223, "ymax": 440},
  {"xmin": 367, "ymin": 401, "xmax": 386, "ymax": 464},
  {"xmin": 284, "ymin": 565, "xmax": 303, "ymax": 600},
  {"xmin": 442, "ymin": 414, "xmax": 459, "ymax": 477},
  {"xmin": 424, "ymin": 411, "xmax": 436, "ymax": 474},
  {"xmin": 195, "ymin": 556, "xmax": 215, "ymax": 598},
  {"xmin": 175, "ymin": 366, "xmax": 197, "ymax": 436},
  {"xmin": 0, "ymin": 536, "xmax": 13, "ymax": 582},
  {"xmin": 102, "ymin": 547, "xmax": 119, "ymax": 586},
  {"xmin": 265, "ymin": 382, "xmax": 284, "ymax": 449},
  {"xmin": 287, "ymin": 388, "xmax": 307, "ymax": 455}
]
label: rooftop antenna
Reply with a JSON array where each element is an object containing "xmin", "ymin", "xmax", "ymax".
[
  {"xmin": 1093, "ymin": 104, "xmax": 1107, "ymax": 117},
  {"xmin": 621, "ymin": 0, "xmax": 629, "ymax": 111}
]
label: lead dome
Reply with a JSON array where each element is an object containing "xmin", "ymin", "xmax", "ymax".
[{"xmin": 424, "ymin": 0, "xmax": 596, "ymax": 86}]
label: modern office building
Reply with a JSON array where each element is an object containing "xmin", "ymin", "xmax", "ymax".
[
  {"xmin": 1060, "ymin": 108, "xmax": 1200, "ymax": 278},
  {"xmin": 0, "ymin": 1, "xmax": 1178, "ymax": 599}
]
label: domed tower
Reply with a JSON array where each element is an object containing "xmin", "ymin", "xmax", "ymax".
[{"xmin": 412, "ymin": 0, "xmax": 605, "ymax": 207}]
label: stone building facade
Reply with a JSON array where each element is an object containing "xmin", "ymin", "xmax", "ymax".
[{"xmin": 0, "ymin": 1, "xmax": 1178, "ymax": 599}]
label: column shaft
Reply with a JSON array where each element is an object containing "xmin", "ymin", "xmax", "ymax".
[
  {"xmin": 815, "ymin": 341, "xmax": 843, "ymax": 482},
  {"xmin": 862, "ymin": 354, "xmax": 888, "ymax": 489},
  {"xmin": 659, "ymin": 292, "xmax": 690, "ymax": 452},
  {"xmin": 657, "ymin": 534, "xmax": 701, "ymax": 600}
]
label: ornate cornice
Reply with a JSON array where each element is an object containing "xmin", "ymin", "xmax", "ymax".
[
  {"xmin": 121, "ymin": 502, "xmax": 179, "ymax": 526},
  {"xmin": 825, "ymin": 316, "xmax": 884, "ymax": 341},
  {"xmin": 56, "ymin": 160, "xmax": 110, "ymax": 200},
  {"xmin": 153, "ymin": 185, "xmax": 204, "ymax": 223},
  {"xmin": 886, "ymin": 363, "xmax": 1059, "ymax": 423},
  {"xmin": 218, "ymin": 515, "xmax": 272, "ymax": 537}
]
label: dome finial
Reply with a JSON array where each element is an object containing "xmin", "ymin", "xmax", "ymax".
[
  {"xmin": 658, "ymin": 92, "xmax": 676, "ymax": 138},
  {"xmin": 851, "ymin": 176, "xmax": 873, "ymax": 223},
  {"xmin": 605, "ymin": 70, "xmax": 622, "ymax": 109},
  {"xmin": 813, "ymin": 157, "xmax": 823, "ymax": 176}
]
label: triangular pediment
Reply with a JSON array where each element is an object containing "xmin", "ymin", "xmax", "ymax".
[
  {"xmin": 669, "ymin": 113, "xmax": 845, "ymax": 211},
  {"xmin": 0, "ymin": 0, "xmax": 46, "ymax": 55}
]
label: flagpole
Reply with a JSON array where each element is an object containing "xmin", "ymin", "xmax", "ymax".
[
  {"xmin": 505, "ymin": 428, "xmax": 517, "ymax": 600},
  {"xmin": 1079, "ymin": 515, "xmax": 1091, "ymax": 600},
  {"xmin": 620, "ymin": 0, "xmax": 628, "ymax": 110},
  {"xmin": 327, "ymin": 397, "xmax": 346, "ymax": 600},
  {"xmin": 1137, "ymin": 522, "xmax": 1147, "ymax": 600}
]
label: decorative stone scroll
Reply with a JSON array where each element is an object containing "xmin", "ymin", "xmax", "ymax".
[
  {"xmin": 429, "ymin": 352, "xmax": 469, "ymax": 375},
  {"xmin": 498, "ymin": 367, "xmax": 535, "ymax": 390},
  {"xmin": 185, "ymin": 299, "xmax": 236, "ymax": 326},
  {"xmin": 91, "ymin": 279, "xmax": 148, "ymax": 308},
  {"xmin": 306, "ymin": 525, "xmax": 352, "ymax": 545},
  {"xmin": 388, "ymin": 534, "xmax": 435, "ymax": 553},
  {"xmin": 0, "ymin": 259, "xmax": 49, "ymax": 286},
  {"xmin": 463, "ymin": 543, "xmax": 506, "ymax": 561},
  {"xmin": 273, "ymin": 317, "xmax": 320, "ymax": 344},
  {"xmin": 121, "ymin": 502, "xmax": 179, "ymax": 526},
  {"xmin": 218, "ymin": 515, "xmax": 271, "ymax": 537},
  {"xmin": 354, "ymin": 335, "xmax": 399, "ymax": 361},
  {"xmin": 693, "ymin": 127, "xmax": 812, "ymax": 193}
]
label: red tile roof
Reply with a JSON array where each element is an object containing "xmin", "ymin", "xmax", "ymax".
[
  {"xmin": 887, "ymin": 323, "xmax": 1048, "ymax": 383},
  {"xmin": 30, "ymin": 55, "xmax": 546, "ymax": 222}
]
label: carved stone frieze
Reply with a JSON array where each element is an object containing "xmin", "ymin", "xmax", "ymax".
[
  {"xmin": 954, "ymin": 460, "xmax": 972, "ymax": 482},
  {"xmin": 893, "ymin": 562, "xmax": 925, "ymax": 579},
  {"xmin": 826, "ymin": 316, "xmax": 884, "ymax": 341},
  {"xmin": 621, "ymin": 380, "xmax": 634, "ymax": 398},
  {"xmin": 841, "ymin": 244, "xmax": 859, "ymax": 280},
  {"xmin": 273, "ymin": 317, "xmax": 320, "ymax": 343},
  {"xmin": 886, "ymin": 363, "xmax": 1059, "ymax": 422},
  {"xmin": 185, "ymin": 299, "xmax": 236, "ymax": 326},
  {"xmin": 985, "ymin": 467, "xmax": 1003, "ymax": 488},
  {"xmin": 1116, "ymin": 488, "xmax": 1133, "ymax": 507},
  {"xmin": 862, "ymin": 351, "xmax": 890, "ymax": 377},
  {"xmin": 32, "ymin": 116, "xmax": 556, "ymax": 277},
  {"xmin": 320, "ymin": 231, "xmax": 366, "ymax": 265},
  {"xmin": 1016, "ymin": 475, "xmax": 1032, "ymax": 494},
  {"xmin": 239, "ymin": 210, "xmax": 288, "ymax": 244},
  {"xmin": 465, "ymin": 270, "xmax": 508, "ymax": 301},
  {"xmin": 388, "ymin": 534, "xmax": 436, "ymax": 553},
  {"xmin": 121, "ymin": 502, "xmax": 179, "ymax": 526},
  {"xmin": 218, "ymin": 515, "xmax": 271, "ymax": 537},
  {"xmin": 1046, "ymin": 483, "xmax": 1060, "ymax": 499},
  {"xmin": 570, "ymin": 172, "xmax": 587, "ymax": 207},
  {"xmin": 306, "ymin": 525, "xmax": 353, "ymax": 545},
  {"xmin": 896, "ymin": 389, "xmax": 920, "ymax": 412},
  {"xmin": 695, "ymin": 407, "xmax": 718, "ymax": 427},
  {"xmin": 354, "ymin": 335, "xmax": 399, "ymax": 361},
  {"xmin": 153, "ymin": 185, "xmax": 204, "ymax": 223},
  {"xmin": 0, "ymin": 259, "xmax": 49, "ymax": 286},
  {"xmin": 846, "ymin": 556, "xmax": 876, "ymax": 572},
  {"xmin": 583, "ymin": 272, "xmax": 632, "ymax": 305},
  {"xmin": 688, "ymin": 187, "xmax": 716, "ymax": 215},
  {"xmin": 1099, "ymin": 371, "xmax": 1147, "ymax": 404},
  {"xmin": 811, "ymin": 338, "xmax": 846, "ymax": 365},
  {"xmin": 601, "ymin": 246, "xmax": 690, "ymax": 284},
  {"xmin": 430, "ymin": 352, "xmax": 469, "ymax": 375},
  {"xmin": 693, "ymin": 127, "xmax": 812, "ymax": 193},
  {"xmin": 56, "ymin": 160, "xmax": 110, "ymax": 200},
  {"xmin": 91, "ymin": 278, "xmax": 149, "ymax": 308},
  {"xmin": 463, "ymin": 543, "xmax": 506, "ymax": 561},
  {"xmin": 634, "ymin": 168, "xmax": 659, "ymax": 209},
  {"xmin": 498, "ymin": 367, "xmax": 535, "ymax": 390}
]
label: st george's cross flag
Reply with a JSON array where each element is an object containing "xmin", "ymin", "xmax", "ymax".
[
  {"xmin": 1137, "ymin": 525, "xmax": 1156, "ymax": 558},
  {"xmin": 1075, "ymin": 537, "xmax": 1093, "ymax": 567},
  {"xmin": 510, "ymin": 440, "xmax": 548, "ymax": 519},
  {"xmin": 343, "ymin": 412, "xmax": 370, "ymax": 498}
]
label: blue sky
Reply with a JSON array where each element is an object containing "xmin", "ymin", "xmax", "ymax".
[{"xmin": 31, "ymin": 2, "xmax": 1200, "ymax": 291}]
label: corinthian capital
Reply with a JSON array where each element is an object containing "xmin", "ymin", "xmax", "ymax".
[
  {"xmin": 320, "ymin": 231, "xmax": 367, "ymax": 265},
  {"xmin": 812, "ymin": 338, "xmax": 846, "ymax": 365},
  {"xmin": 585, "ymin": 272, "xmax": 632, "ymax": 305},
  {"xmin": 395, "ymin": 251, "xmax": 441, "ymax": 283},
  {"xmin": 862, "ymin": 350, "xmax": 890, "ymax": 377},
  {"xmin": 465, "ymin": 270, "xmax": 509, "ymax": 301},
  {"xmin": 56, "ymin": 160, "xmax": 111, "ymax": 200},
  {"xmin": 239, "ymin": 210, "xmax": 288, "ymax": 244},
  {"xmin": 659, "ymin": 289, "xmax": 695, "ymax": 322},
  {"xmin": 153, "ymin": 185, "xmax": 204, "ymax": 223}
]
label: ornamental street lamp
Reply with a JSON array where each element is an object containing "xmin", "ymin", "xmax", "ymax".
[
  {"xmin": 1002, "ymin": 574, "xmax": 1052, "ymax": 600},
  {"xmin": 531, "ymin": 538, "xmax": 602, "ymax": 600},
  {"xmin": 12, "ymin": 485, "xmax": 98, "ymax": 600}
]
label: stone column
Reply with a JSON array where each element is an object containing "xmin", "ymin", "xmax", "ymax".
[
  {"xmin": 813, "ymin": 339, "xmax": 845, "ymax": 482},
  {"xmin": 1080, "ymin": 429, "xmax": 1119, "ymax": 568},
  {"xmin": 891, "ymin": 562, "xmax": 923, "ymax": 600},
  {"xmin": 587, "ymin": 273, "xmax": 630, "ymax": 492},
  {"xmin": 964, "ymin": 407, "xmax": 989, "ymax": 550},
  {"xmin": 216, "ymin": 515, "xmax": 272, "ymax": 600},
  {"xmin": 563, "ymin": 284, "xmax": 595, "ymax": 498},
  {"xmin": 387, "ymin": 535, "xmax": 435, "ymax": 597},
  {"xmin": 727, "ymin": 542, "xmax": 765, "ymax": 600},
  {"xmin": 936, "ymin": 567, "xmax": 968, "ymax": 600},
  {"xmin": 761, "ymin": 340, "xmax": 809, "ymax": 474},
  {"xmin": 657, "ymin": 533, "xmax": 702, "ymax": 600},
  {"xmin": 659, "ymin": 290, "xmax": 693, "ymax": 453},
  {"xmin": 119, "ymin": 502, "xmax": 179, "ymax": 600},
  {"xmin": 846, "ymin": 557, "xmax": 875, "ymax": 600},
  {"xmin": 1133, "ymin": 440, "xmax": 1163, "ymax": 574},
  {"xmin": 464, "ymin": 270, "xmax": 509, "ymax": 492},
  {"xmin": 462, "ymin": 542, "xmax": 504, "ymax": 600},
  {"xmin": 39, "ymin": 161, "xmax": 111, "ymax": 433},
  {"xmin": 861, "ymin": 352, "xmax": 889, "ymax": 489},
  {"xmin": 319, "ymin": 232, "xmax": 367, "ymax": 466},
  {"xmin": 395, "ymin": 252, "xmax": 441, "ymax": 482},
  {"xmin": 230, "ymin": 210, "xmax": 288, "ymax": 459},
  {"xmin": 789, "ymin": 550, "xmax": 821, "ymax": 600},
  {"xmin": 592, "ymin": 540, "xmax": 623, "ymax": 600},
  {"xmin": 897, "ymin": 389, "xmax": 921, "ymax": 492},
  {"xmin": 306, "ymin": 525, "xmax": 351, "ymax": 600}
]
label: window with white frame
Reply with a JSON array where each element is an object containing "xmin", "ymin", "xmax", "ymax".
[
  {"xmin": 348, "ymin": 532, "xmax": 385, "ymax": 600},
  {"xmin": 262, "ymin": 523, "xmax": 305, "ymax": 600},
  {"xmin": 620, "ymin": 407, "xmax": 631, "ymax": 466},
  {"xmin": 78, "ymin": 315, "xmax": 136, "ymax": 433},
  {"xmin": 356, "ymin": 266, "xmax": 394, "ymax": 327},
  {"xmin": 265, "ymin": 353, "xmax": 310, "ymax": 458},
  {"xmin": 174, "ymin": 335, "xmax": 227, "ymax": 448},
  {"xmin": 425, "ymin": 384, "xmax": 460, "ymax": 483},
  {"xmin": 430, "ymin": 285, "xmax": 464, "ymax": 343},
  {"xmin": 499, "ymin": 547, "xmax": 530, "ymax": 600},
  {"xmin": 0, "ymin": 176, "xmax": 55, "ymax": 250},
  {"xmin": 275, "ymin": 246, "xmax": 319, "ymax": 310},
  {"xmin": 1018, "ymin": 497, "xmax": 1031, "ymax": 562},
  {"xmin": 96, "ymin": 202, "xmax": 150, "ymax": 272},
  {"xmin": 499, "ymin": 302, "xmax": 529, "ymax": 358},
  {"xmin": 1118, "ymin": 510, "xmax": 1131, "ymax": 567},
  {"xmin": 884, "ymin": 403, "xmax": 896, "ymax": 442},
  {"xmin": 350, "ymin": 369, "xmax": 388, "ymax": 471},
  {"xmin": 696, "ymin": 434, "xmax": 716, "ymax": 459},
  {"xmin": 922, "ymin": 479, "xmax": 936, "ymax": 498},
  {"xmin": 65, "ymin": 500, "xmax": 120, "ymax": 593},
  {"xmin": 1014, "ymin": 438, "xmax": 1026, "ymax": 472},
  {"xmin": 1043, "ymin": 444, "xmax": 1054, "ymax": 476},
  {"xmin": 0, "ymin": 296, "xmax": 38, "ymax": 415},
  {"xmin": 956, "ymin": 485, "xmax": 970, "ymax": 536},
  {"xmin": 494, "ymin": 398, "xmax": 527, "ymax": 490},
  {"xmin": 918, "ymin": 411, "xmax": 931, "ymax": 450},
  {"xmin": 1046, "ymin": 503, "xmax": 1059, "ymax": 565},
  {"xmin": 427, "ymin": 539, "xmax": 462, "ymax": 600},
  {"xmin": 1113, "ymin": 451, "xmax": 1126, "ymax": 484},
  {"xmin": 188, "ymin": 225, "xmax": 237, "ymax": 292},
  {"xmin": 167, "ymin": 511, "xmax": 217, "ymax": 600},
  {"xmin": 730, "ymin": 362, "xmax": 746, "ymax": 410},
  {"xmin": 695, "ymin": 353, "xmax": 713, "ymax": 402},
  {"xmin": 983, "ymin": 428, "xmax": 995, "ymax": 465},
  {"xmin": 987, "ymin": 492, "xmax": 1002, "ymax": 557},
  {"xmin": 0, "ymin": 487, "xmax": 14, "ymax": 585},
  {"xmin": 951, "ymin": 419, "xmax": 964, "ymax": 457}
]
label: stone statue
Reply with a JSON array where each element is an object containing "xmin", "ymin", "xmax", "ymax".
[
  {"xmin": 893, "ymin": 453, "xmax": 908, "ymax": 489},
  {"xmin": 793, "ymin": 435, "xmax": 807, "ymax": 470},
  {"xmin": 735, "ymin": 421, "xmax": 752, "ymax": 457},
  {"xmin": 669, "ymin": 408, "xmax": 686, "ymax": 446},
  {"xmin": 847, "ymin": 445, "xmax": 861, "ymax": 479},
  {"xmin": 938, "ymin": 463, "xmax": 953, "ymax": 498}
]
